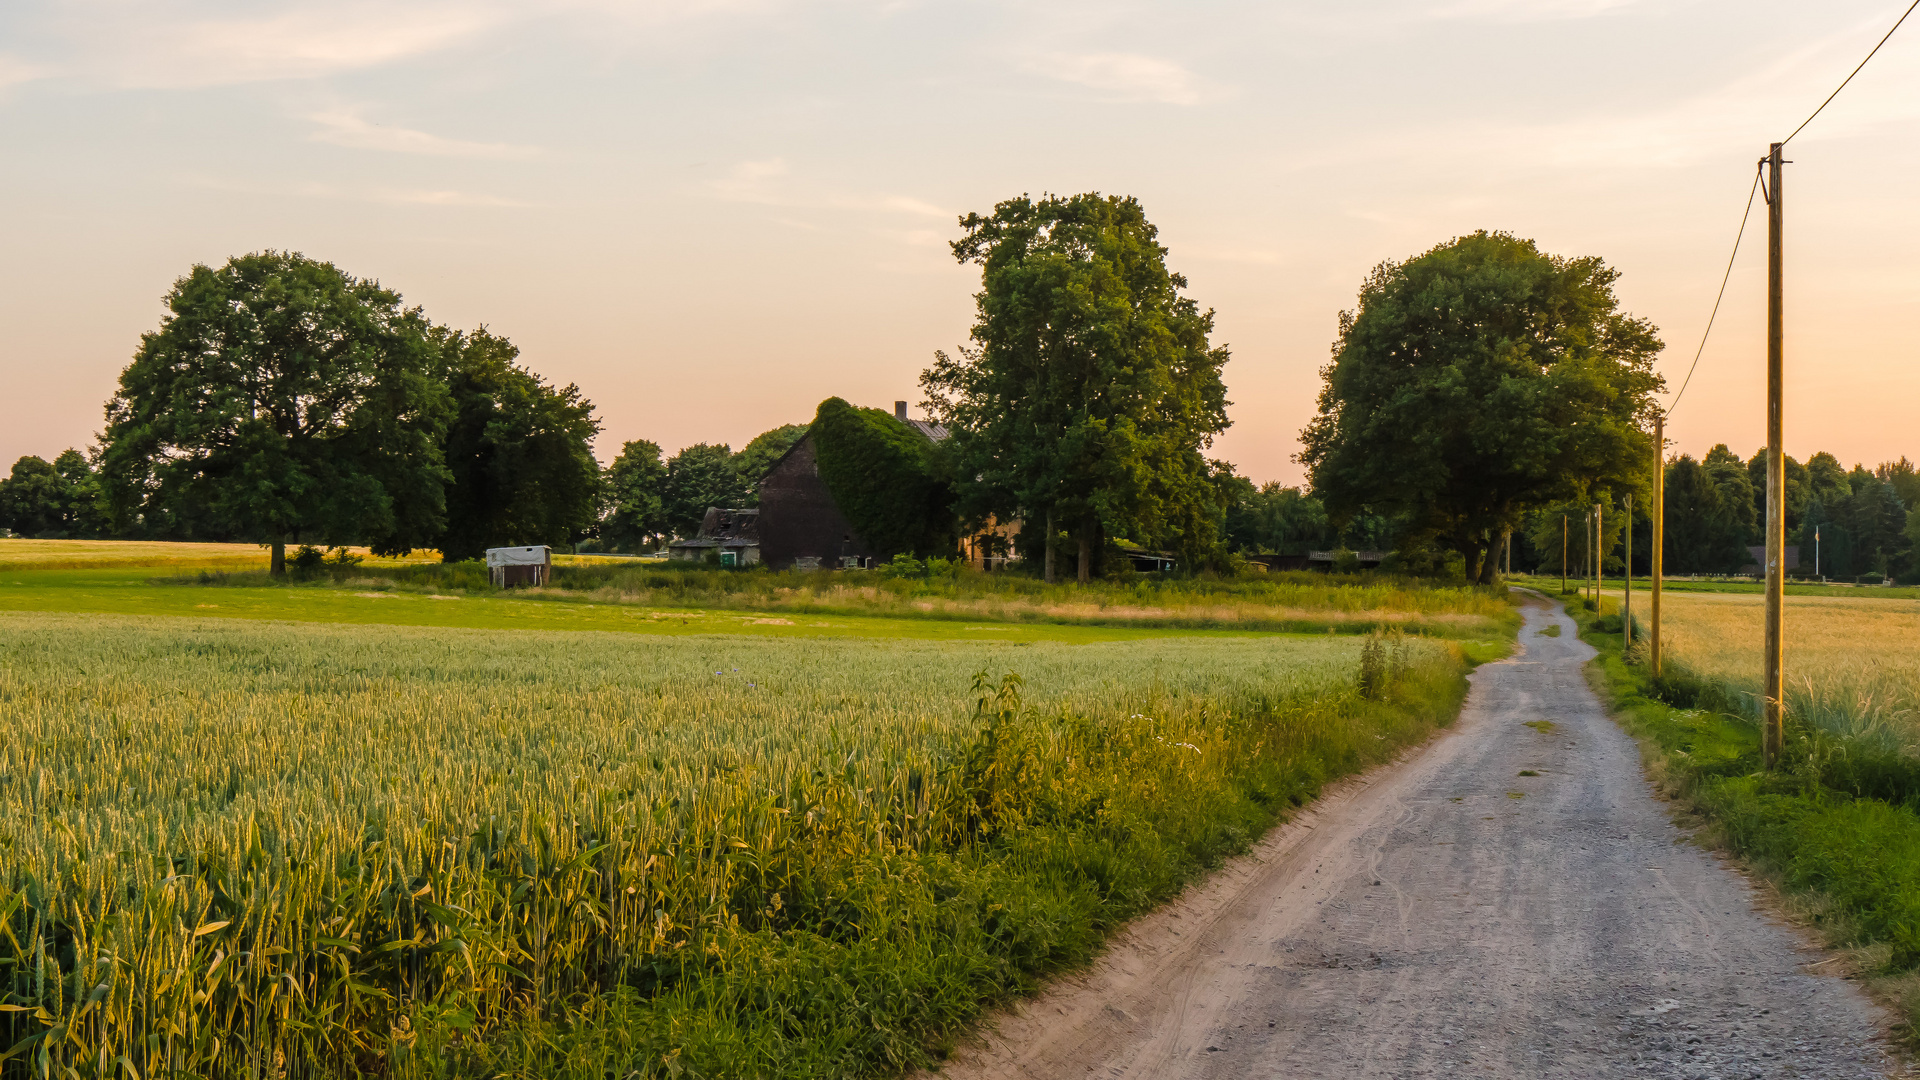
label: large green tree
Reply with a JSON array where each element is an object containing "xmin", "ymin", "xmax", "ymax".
[
  {"xmin": 1299, "ymin": 231, "xmax": 1662, "ymax": 584},
  {"xmin": 921, "ymin": 192, "xmax": 1231, "ymax": 581},
  {"xmin": 433, "ymin": 327, "xmax": 601, "ymax": 562},
  {"xmin": 601, "ymin": 439, "xmax": 670, "ymax": 552},
  {"xmin": 663, "ymin": 443, "xmax": 746, "ymax": 538},
  {"xmin": 732, "ymin": 424, "xmax": 810, "ymax": 500},
  {"xmin": 100, "ymin": 252, "xmax": 451, "ymax": 573}
]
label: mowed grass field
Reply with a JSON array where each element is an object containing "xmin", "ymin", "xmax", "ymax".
[{"xmin": 0, "ymin": 543, "xmax": 1500, "ymax": 1078}]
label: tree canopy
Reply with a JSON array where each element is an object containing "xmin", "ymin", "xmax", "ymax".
[
  {"xmin": 1299, "ymin": 231, "xmax": 1662, "ymax": 583},
  {"xmin": 433, "ymin": 327, "xmax": 600, "ymax": 562},
  {"xmin": 922, "ymin": 192, "xmax": 1231, "ymax": 581},
  {"xmin": 810, "ymin": 397, "xmax": 953, "ymax": 558},
  {"xmin": 100, "ymin": 252, "xmax": 451, "ymax": 573},
  {"xmin": 601, "ymin": 439, "xmax": 670, "ymax": 553},
  {"xmin": 663, "ymin": 443, "xmax": 746, "ymax": 538},
  {"xmin": 733, "ymin": 424, "xmax": 811, "ymax": 497}
]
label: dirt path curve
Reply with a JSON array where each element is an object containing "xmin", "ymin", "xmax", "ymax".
[{"xmin": 932, "ymin": 591, "xmax": 1896, "ymax": 1079}]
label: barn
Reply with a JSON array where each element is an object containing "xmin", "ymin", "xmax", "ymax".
[{"xmin": 757, "ymin": 402, "xmax": 945, "ymax": 570}]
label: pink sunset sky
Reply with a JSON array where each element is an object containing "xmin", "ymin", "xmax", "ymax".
[{"xmin": 2, "ymin": 0, "xmax": 1916, "ymax": 484}]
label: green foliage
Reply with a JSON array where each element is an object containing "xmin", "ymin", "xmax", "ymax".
[
  {"xmin": 434, "ymin": 327, "xmax": 602, "ymax": 562},
  {"xmin": 733, "ymin": 423, "xmax": 811, "ymax": 495},
  {"xmin": 663, "ymin": 443, "xmax": 747, "ymax": 538},
  {"xmin": 0, "ymin": 450, "xmax": 109, "ymax": 538},
  {"xmin": 601, "ymin": 439, "xmax": 671, "ymax": 552},
  {"xmin": 922, "ymin": 192, "xmax": 1232, "ymax": 580},
  {"xmin": 811, "ymin": 397, "xmax": 954, "ymax": 559},
  {"xmin": 1300, "ymin": 231, "xmax": 1663, "ymax": 585},
  {"xmin": 98, "ymin": 251, "xmax": 452, "ymax": 571},
  {"xmin": 1664, "ymin": 454, "xmax": 1752, "ymax": 574}
]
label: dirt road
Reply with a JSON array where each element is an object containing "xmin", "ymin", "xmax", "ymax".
[{"xmin": 934, "ymin": 592, "xmax": 1894, "ymax": 1079}]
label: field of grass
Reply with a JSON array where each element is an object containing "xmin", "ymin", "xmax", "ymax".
[
  {"xmin": 0, "ymin": 546, "xmax": 1494, "ymax": 1078},
  {"xmin": 1, "ymin": 540, "xmax": 1514, "ymax": 643},
  {"xmin": 1511, "ymin": 572, "xmax": 1920, "ymax": 601},
  {"xmin": 1646, "ymin": 589, "xmax": 1920, "ymax": 752}
]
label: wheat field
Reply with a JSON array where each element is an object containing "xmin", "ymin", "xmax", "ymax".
[
  {"xmin": 1648, "ymin": 590, "xmax": 1920, "ymax": 751},
  {"xmin": 0, "ymin": 611, "xmax": 1447, "ymax": 1077}
]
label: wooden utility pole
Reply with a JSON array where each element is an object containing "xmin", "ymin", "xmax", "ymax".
[
  {"xmin": 1624, "ymin": 493, "xmax": 1633, "ymax": 650},
  {"xmin": 1651, "ymin": 412, "xmax": 1664, "ymax": 677},
  {"xmin": 1763, "ymin": 141, "xmax": 1787, "ymax": 768},
  {"xmin": 1594, "ymin": 502, "xmax": 1604, "ymax": 617}
]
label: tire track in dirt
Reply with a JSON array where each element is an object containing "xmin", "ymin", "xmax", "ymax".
[{"xmin": 928, "ymin": 591, "xmax": 1896, "ymax": 1079}]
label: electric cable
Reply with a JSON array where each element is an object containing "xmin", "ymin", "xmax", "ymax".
[
  {"xmin": 1782, "ymin": 0, "xmax": 1920, "ymax": 144},
  {"xmin": 1665, "ymin": 166, "xmax": 1762, "ymax": 416}
]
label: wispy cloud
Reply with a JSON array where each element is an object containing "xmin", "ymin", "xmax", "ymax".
[
  {"xmin": 375, "ymin": 188, "xmax": 530, "ymax": 207},
  {"xmin": 94, "ymin": 3, "xmax": 509, "ymax": 88},
  {"xmin": 1424, "ymin": 0, "xmax": 1638, "ymax": 21},
  {"xmin": 879, "ymin": 195, "xmax": 952, "ymax": 218},
  {"xmin": 308, "ymin": 109, "xmax": 540, "ymax": 158},
  {"xmin": 1028, "ymin": 52, "xmax": 1219, "ymax": 106},
  {"xmin": 710, "ymin": 158, "xmax": 790, "ymax": 203},
  {"xmin": 0, "ymin": 54, "xmax": 56, "ymax": 89}
]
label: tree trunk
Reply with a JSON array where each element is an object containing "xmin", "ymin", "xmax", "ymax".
[
  {"xmin": 1077, "ymin": 531, "xmax": 1091, "ymax": 584},
  {"xmin": 1043, "ymin": 511, "xmax": 1056, "ymax": 585},
  {"xmin": 1461, "ymin": 539, "xmax": 1483, "ymax": 585},
  {"xmin": 270, "ymin": 539, "xmax": 287, "ymax": 577},
  {"xmin": 1476, "ymin": 537, "xmax": 1499, "ymax": 585}
]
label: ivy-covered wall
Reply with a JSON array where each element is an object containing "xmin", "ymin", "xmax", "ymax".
[{"xmin": 810, "ymin": 397, "xmax": 956, "ymax": 558}]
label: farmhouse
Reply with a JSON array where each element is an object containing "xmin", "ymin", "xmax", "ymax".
[
  {"xmin": 754, "ymin": 401, "xmax": 1011, "ymax": 570},
  {"xmin": 668, "ymin": 507, "xmax": 761, "ymax": 566}
]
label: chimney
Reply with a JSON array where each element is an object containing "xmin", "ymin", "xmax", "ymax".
[{"xmin": 894, "ymin": 400, "xmax": 908, "ymax": 421}]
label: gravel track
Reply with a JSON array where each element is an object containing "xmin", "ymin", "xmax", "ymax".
[{"xmin": 932, "ymin": 591, "xmax": 1897, "ymax": 1079}]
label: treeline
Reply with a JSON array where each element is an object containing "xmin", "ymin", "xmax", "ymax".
[
  {"xmin": 1519, "ymin": 447, "xmax": 1920, "ymax": 582},
  {"xmin": 1, "ymin": 196, "xmax": 1275, "ymax": 582}
]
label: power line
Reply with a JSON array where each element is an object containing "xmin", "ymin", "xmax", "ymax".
[
  {"xmin": 1782, "ymin": 0, "xmax": 1920, "ymax": 144},
  {"xmin": 1669, "ymin": 1, "xmax": 1917, "ymax": 414},
  {"xmin": 1665, "ymin": 166, "xmax": 1762, "ymax": 416}
]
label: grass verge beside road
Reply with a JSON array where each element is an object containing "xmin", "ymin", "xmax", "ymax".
[{"xmin": 1565, "ymin": 591, "xmax": 1920, "ymax": 1040}]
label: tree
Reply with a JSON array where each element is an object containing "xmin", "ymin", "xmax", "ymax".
[
  {"xmin": 53, "ymin": 450, "xmax": 110, "ymax": 537},
  {"xmin": 0, "ymin": 456, "xmax": 63, "ymax": 536},
  {"xmin": 1878, "ymin": 457, "xmax": 1920, "ymax": 511},
  {"xmin": 1702, "ymin": 444, "xmax": 1757, "ymax": 547},
  {"xmin": 922, "ymin": 192, "xmax": 1231, "ymax": 582},
  {"xmin": 1665, "ymin": 455, "xmax": 1747, "ymax": 573},
  {"xmin": 663, "ymin": 443, "xmax": 746, "ymax": 538},
  {"xmin": 601, "ymin": 439, "xmax": 671, "ymax": 552},
  {"xmin": 1300, "ymin": 232, "xmax": 1663, "ymax": 584},
  {"xmin": 1222, "ymin": 481, "xmax": 1340, "ymax": 555},
  {"xmin": 1745, "ymin": 449, "xmax": 1809, "ymax": 534},
  {"xmin": 433, "ymin": 327, "xmax": 601, "ymax": 563},
  {"xmin": 1806, "ymin": 452, "xmax": 1849, "ymax": 509},
  {"xmin": 732, "ymin": 424, "xmax": 810, "ymax": 501},
  {"xmin": 810, "ymin": 397, "xmax": 954, "ymax": 558},
  {"xmin": 100, "ymin": 252, "xmax": 451, "ymax": 573}
]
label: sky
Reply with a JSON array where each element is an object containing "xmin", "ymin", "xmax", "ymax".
[{"xmin": 2, "ymin": 0, "xmax": 1917, "ymax": 486}]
